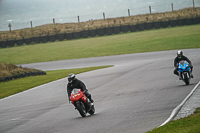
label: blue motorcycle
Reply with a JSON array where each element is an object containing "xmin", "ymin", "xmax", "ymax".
[{"xmin": 178, "ymin": 60, "xmax": 191, "ymax": 85}]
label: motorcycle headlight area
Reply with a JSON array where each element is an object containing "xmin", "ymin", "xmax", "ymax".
[
  {"xmin": 178, "ymin": 68, "xmax": 184, "ymax": 72},
  {"xmin": 185, "ymin": 66, "xmax": 190, "ymax": 71}
]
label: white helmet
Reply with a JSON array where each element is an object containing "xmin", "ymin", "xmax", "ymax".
[
  {"xmin": 68, "ymin": 73, "xmax": 76, "ymax": 83},
  {"xmin": 177, "ymin": 50, "xmax": 183, "ymax": 59}
]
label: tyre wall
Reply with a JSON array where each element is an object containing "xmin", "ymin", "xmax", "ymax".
[{"xmin": 0, "ymin": 71, "xmax": 46, "ymax": 82}]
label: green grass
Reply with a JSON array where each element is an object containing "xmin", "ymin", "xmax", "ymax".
[
  {"xmin": 0, "ymin": 65, "xmax": 112, "ymax": 99},
  {"xmin": 0, "ymin": 24, "xmax": 200, "ymax": 65},
  {"xmin": 147, "ymin": 107, "xmax": 200, "ymax": 133}
]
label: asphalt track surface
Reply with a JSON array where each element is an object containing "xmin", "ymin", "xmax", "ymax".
[{"xmin": 0, "ymin": 49, "xmax": 200, "ymax": 133}]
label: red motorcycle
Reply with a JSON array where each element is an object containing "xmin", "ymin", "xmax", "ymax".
[{"xmin": 70, "ymin": 88, "xmax": 95, "ymax": 117}]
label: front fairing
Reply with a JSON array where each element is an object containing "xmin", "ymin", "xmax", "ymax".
[
  {"xmin": 70, "ymin": 89, "xmax": 84, "ymax": 101},
  {"xmin": 178, "ymin": 61, "xmax": 190, "ymax": 72}
]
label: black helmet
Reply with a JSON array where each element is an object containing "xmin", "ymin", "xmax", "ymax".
[
  {"xmin": 177, "ymin": 50, "xmax": 183, "ymax": 59},
  {"xmin": 68, "ymin": 73, "xmax": 76, "ymax": 83}
]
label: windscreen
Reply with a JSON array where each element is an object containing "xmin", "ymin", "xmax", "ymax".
[
  {"xmin": 179, "ymin": 60, "xmax": 187, "ymax": 66},
  {"xmin": 72, "ymin": 89, "xmax": 79, "ymax": 95}
]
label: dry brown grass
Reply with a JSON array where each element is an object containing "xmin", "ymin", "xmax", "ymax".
[
  {"xmin": 0, "ymin": 63, "xmax": 40, "ymax": 78},
  {"xmin": 0, "ymin": 7, "xmax": 200, "ymax": 41}
]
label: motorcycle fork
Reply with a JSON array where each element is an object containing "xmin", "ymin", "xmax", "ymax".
[
  {"xmin": 181, "ymin": 72, "xmax": 186, "ymax": 79},
  {"xmin": 185, "ymin": 72, "xmax": 189, "ymax": 77},
  {"xmin": 72, "ymin": 101, "xmax": 77, "ymax": 109},
  {"xmin": 182, "ymin": 72, "xmax": 190, "ymax": 79},
  {"xmin": 179, "ymin": 72, "xmax": 183, "ymax": 79}
]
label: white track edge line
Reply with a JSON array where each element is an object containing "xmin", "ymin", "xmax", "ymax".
[{"xmin": 159, "ymin": 81, "xmax": 200, "ymax": 127}]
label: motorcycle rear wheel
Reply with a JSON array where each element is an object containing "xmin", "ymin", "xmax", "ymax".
[
  {"xmin": 88, "ymin": 105, "xmax": 95, "ymax": 115},
  {"xmin": 76, "ymin": 102, "xmax": 86, "ymax": 117}
]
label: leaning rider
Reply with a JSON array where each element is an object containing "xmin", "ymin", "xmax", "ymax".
[
  {"xmin": 67, "ymin": 73, "xmax": 94, "ymax": 103},
  {"xmin": 174, "ymin": 50, "xmax": 194, "ymax": 80}
]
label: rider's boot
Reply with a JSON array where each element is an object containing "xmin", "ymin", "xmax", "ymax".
[
  {"xmin": 89, "ymin": 97, "xmax": 94, "ymax": 106},
  {"xmin": 85, "ymin": 91, "xmax": 94, "ymax": 104},
  {"xmin": 87, "ymin": 97, "xmax": 94, "ymax": 106},
  {"xmin": 87, "ymin": 93, "xmax": 94, "ymax": 103},
  {"xmin": 190, "ymin": 67, "xmax": 194, "ymax": 78},
  {"xmin": 89, "ymin": 98, "xmax": 94, "ymax": 103}
]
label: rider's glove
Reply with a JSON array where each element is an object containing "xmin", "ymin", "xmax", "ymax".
[
  {"xmin": 189, "ymin": 64, "xmax": 193, "ymax": 68},
  {"xmin": 83, "ymin": 90, "xmax": 87, "ymax": 94}
]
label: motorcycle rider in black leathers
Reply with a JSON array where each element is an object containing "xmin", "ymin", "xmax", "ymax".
[
  {"xmin": 174, "ymin": 50, "xmax": 194, "ymax": 79},
  {"xmin": 67, "ymin": 73, "xmax": 94, "ymax": 103}
]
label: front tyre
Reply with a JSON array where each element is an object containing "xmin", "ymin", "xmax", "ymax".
[
  {"xmin": 76, "ymin": 102, "xmax": 86, "ymax": 117},
  {"xmin": 183, "ymin": 73, "xmax": 190, "ymax": 85}
]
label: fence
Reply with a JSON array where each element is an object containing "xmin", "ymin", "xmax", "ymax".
[
  {"xmin": 3, "ymin": 0, "xmax": 199, "ymax": 32},
  {"xmin": 0, "ymin": 17, "xmax": 200, "ymax": 48}
]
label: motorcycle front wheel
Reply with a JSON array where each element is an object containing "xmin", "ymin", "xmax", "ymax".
[
  {"xmin": 183, "ymin": 72, "xmax": 190, "ymax": 85},
  {"xmin": 76, "ymin": 102, "xmax": 86, "ymax": 117}
]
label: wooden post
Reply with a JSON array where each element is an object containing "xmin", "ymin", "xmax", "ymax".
[
  {"xmin": 30, "ymin": 21, "xmax": 33, "ymax": 37},
  {"xmin": 149, "ymin": 6, "xmax": 151, "ymax": 14},
  {"xmin": 128, "ymin": 9, "xmax": 130, "ymax": 16},
  {"xmin": 30, "ymin": 21, "xmax": 33, "ymax": 29},
  {"xmin": 103, "ymin": 12, "xmax": 105, "ymax": 20},
  {"xmin": 171, "ymin": 3, "xmax": 173, "ymax": 11},
  {"xmin": 78, "ymin": 16, "xmax": 80, "ymax": 23},
  {"xmin": 53, "ymin": 18, "xmax": 55, "ymax": 27},
  {"xmin": 193, "ymin": 0, "xmax": 195, "ymax": 8},
  {"xmin": 8, "ymin": 23, "xmax": 11, "ymax": 32}
]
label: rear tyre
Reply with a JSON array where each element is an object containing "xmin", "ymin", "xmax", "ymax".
[
  {"xmin": 88, "ymin": 105, "xmax": 95, "ymax": 115},
  {"xmin": 76, "ymin": 102, "xmax": 86, "ymax": 117}
]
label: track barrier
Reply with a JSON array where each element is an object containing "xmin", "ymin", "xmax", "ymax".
[{"xmin": 0, "ymin": 17, "xmax": 200, "ymax": 48}]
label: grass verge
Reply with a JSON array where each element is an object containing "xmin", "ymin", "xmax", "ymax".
[
  {"xmin": 0, "ymin": 65, "xmax": 112, "ymax": 99},
  {"xmin": 0, "ymin": 24, "xmax": 200, "ymax": 65},
  {"xmin": 147, "ymin": 107, "xmax": 200, "ymax": 133},
  {"xmin": 0, "ymin": 63, "xmax": 43, "ymax": 78}
]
